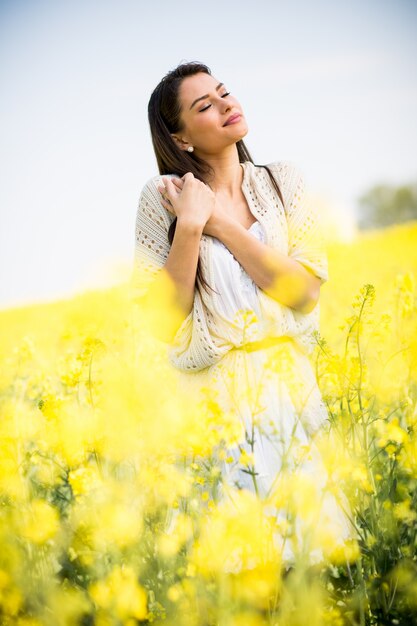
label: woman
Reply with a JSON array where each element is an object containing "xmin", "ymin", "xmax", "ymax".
[{"xmin": 133, "ymin": 61, "xmax": 357, "ymax": 562}]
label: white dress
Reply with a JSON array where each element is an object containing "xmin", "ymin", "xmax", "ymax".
[{"xmin": 174, "ymin": 219, "xmax": 358, "ymax": 565}]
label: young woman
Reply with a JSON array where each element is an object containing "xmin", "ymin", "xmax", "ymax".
[{"xmin": 133, "ymin": 61, "xmax": 357, "ymax": 561}]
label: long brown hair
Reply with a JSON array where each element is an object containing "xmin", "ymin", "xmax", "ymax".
[{"xmin": 147, "ymin": 61, "xmax": 285, "ymax": 293}]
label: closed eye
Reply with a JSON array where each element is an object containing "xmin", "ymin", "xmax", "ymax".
[{"xmin": 199, "ymin": 92, "xmax": 231, "ymax": 112}]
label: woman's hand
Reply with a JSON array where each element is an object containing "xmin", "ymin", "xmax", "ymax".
[
  {"xmin": 157, "ymin": 176, "xmax": 230, "ymax": 238},
  {"xmin": 157, "ymin": 173, "xmax": 215, "ymax": 232},
  {"xmin": 157, "ymin": 176, "xmax": 183, "ymax": 216}
]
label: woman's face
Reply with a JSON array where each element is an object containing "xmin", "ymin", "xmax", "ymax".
[{"xmin": 173, "ymin": 72, "xmax": 248, "ymax": 155}]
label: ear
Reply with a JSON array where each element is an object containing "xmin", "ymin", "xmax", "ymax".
[{"xmin": 170, "ymin": 134, "xmax": 190, "ymax": 151}]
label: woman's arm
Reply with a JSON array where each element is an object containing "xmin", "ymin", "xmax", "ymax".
[
  {"xmin": 133, "ymin": 176, "xmax": 202, "ymax": 343},
  {"xmin": 142, "ymin": 218, "xmax": 203, "ymax": 342},
  {"xmin": 138, "ymin": 172, "xmax": 214, "ymax": 343},
  {"xmin": 205, "ymin": 216, "xmax": 321, "ymax": 313},
  {"xmin": 164, "ymin": 219, "xmax": 204, "ymax": 316},
  {"xmin": 203, "ymin": 162, "xmax": 327, "ymax": 314}
]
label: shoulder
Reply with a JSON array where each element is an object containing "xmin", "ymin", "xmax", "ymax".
[
  {"xmin": 265, "ymin": 160, "xmax": 304, "ymax": 185},
  {"xmin": 136, "ymin": 173, "xmax": 179, "ymax": 228},
  {"xmin": 264, "ymin": 160, "xmax": 306, "ymax": 204},
  {"xmin": 139, "ymin": 172, "xmax": 179, "ymax": 203}
]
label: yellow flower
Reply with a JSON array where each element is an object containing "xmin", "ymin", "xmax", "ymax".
[
  {"xmin": 328, "ymin": 538, "xmax": 361, "ymax": 564},
  {"xmin": 401, "ymin": 437, "xmax": 417, "ymax": 477},
  {"xmin": 19, "ymin": 499, "xmax": 59, "ymax": 544},
  {"xmin": 189, "ymin": 488, "xmax": 280, "ymax": 576},
  {"xmin": 393, "ymin": 500, "xmax": 417, "ymax": 525},
  {"xmin": 395, "ymin": 271, "xmax": 416, "ymax": 317},
  {"xmin": 89, "ymin": 565, "xmax": 148, "ymax": 621},
  {"xmin": 239, "ymin": 449, "xmax": 255, "ymax": 467},
  {"xmin": 0, "ymin": 580, "xmax": 23, "ymax": 617},
  {"xmin": 42, "ymin": 586, "xmax": 91, "ymax": 626},
  {"xmin": 216, "ymin": 411, "xmax": 246, "ymax": 447},
  {"xmin": 157, "ymin": 512, "xmax": 194, "ymax": 558},
  {"xmin": 351, "ymin": 465, "xmax": 374, "ymax": 494},
  {"xmin": 167, "ymin": 583, "xmax": 182, "ymax": 602},
  {"xmin": 68, "ymin": 466, "xmax": 102, "ymax": 497},
  {"xmin": 91, "ymin": 501, "xmax": 143, "ymax": 550},
  {"xmin": 228, "ymin": 562, "xmax": 281, "ymax": 610},
  {"xmin": 322, "ymin": 607, "xmax": 344, "ymax": 626},
  {"xmin": 375, "ymin": 416, "xmax": 407, "ymax": 448},
  {"xmin": 71, "ymin": 479, "xmax": 144, "ymax": 550},
  {"xmin": 33, "ymin": 454, "xmax": 62, "ymax": 487},
  {"xmin": 0, "ymin": 440, "xmax": 26, "ymax": 499}
]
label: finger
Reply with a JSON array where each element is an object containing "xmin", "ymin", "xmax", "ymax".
[
  {"xmin": 157, "ymin": 181, "xmax": 167, "ymax": 195},
  {"xmin": 162, "ymin": 176, "xmax": 176, "ymax": 194},
  {"xmin": 159, "ymin": 189, "xmax": 171, "ymax": 203},
  {"xmin": 171, "ymin": 177, "xmax": 184, "ymax": 189},
  {"xmin": 157, "ymin": 185, "xmax": 169, "ymax": 203},
  {"xmin": 159, "ymin": 177, "xmax": 182, "ymax": 198},
  {"xmin": 160, "ymin": 197, "xmax": 175, "ymax": 214}
]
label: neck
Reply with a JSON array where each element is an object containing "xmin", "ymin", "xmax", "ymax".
[{"xmin": 201, "ymin": 147, "xmax": 244, "ymax": 199}]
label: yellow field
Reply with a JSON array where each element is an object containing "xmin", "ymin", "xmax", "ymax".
[
  {"xmin": 322, "ymin": 220, "xmax": 417, "ymax": 341},
  {"xmin": 0, "ymin": 220, "xmax": 416, "ymax": 625},
  {"xmin": 1, "ymin": 220, "xmax": 416, "ymax": 355}
]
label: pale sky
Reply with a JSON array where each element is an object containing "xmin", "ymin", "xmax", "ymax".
[{"xmin": 1, "ymin": 0, "xmax": 416, "ymax": 309}]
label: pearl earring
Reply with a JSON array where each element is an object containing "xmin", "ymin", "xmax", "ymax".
[{"xmin": 187, "ymin": 146, "xmax": 194, "ymax": 152}]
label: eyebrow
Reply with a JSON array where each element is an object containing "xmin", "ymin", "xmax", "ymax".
[{"xmin": 189, "ymin": 82, "xmax": 224, "ymax": 110}]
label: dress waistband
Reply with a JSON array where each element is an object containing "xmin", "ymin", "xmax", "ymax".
[{"xmin": 232, "ymin": 335, "xmax": 291, "ymax": 353}]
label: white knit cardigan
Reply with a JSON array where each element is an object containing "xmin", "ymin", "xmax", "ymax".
[{"xmin": 132, "ymin": 160, "xmax": 329, "ymax": 372}]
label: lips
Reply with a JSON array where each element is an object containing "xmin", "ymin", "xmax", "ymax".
[{"xmin": 223, "ymin": 113, "xmax": 242, "ymax": 126}]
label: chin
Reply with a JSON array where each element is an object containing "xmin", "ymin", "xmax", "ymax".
[{"xmin": 238, "ymin": 126, "xmax": 249, "ymax": 139}]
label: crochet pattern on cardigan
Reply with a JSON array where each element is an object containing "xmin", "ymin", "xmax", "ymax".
[{"xmin": 132, "ymin": 160, "xmax": 329, "ymax": 372}]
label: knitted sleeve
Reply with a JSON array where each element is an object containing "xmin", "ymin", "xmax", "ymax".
[
  {"xmin": 132, "ymin": 175, "xmax": 174, "ymax": 300},
  {"xmin": 283, "ymin": 162, "xmax": 329, "ymax": 284}
]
